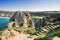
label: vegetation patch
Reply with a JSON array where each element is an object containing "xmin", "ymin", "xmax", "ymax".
[
  {"xmin": 32, "ymin": 16, "xmax": 45, "ymax": 19},
  {"xmin": 35, "ymin": 27, "xmax": 60, "ymax": 40},
  {"xmin": 16, "ymin": 26, "xmax": 37, "ymax": 35},
  {"xmin": 0, "ymin": 30, "xmax": 4, "ymax": 36}
]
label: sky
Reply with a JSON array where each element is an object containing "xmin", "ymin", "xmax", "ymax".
[{"xmin": 0, "ymin": 0, "xmax": 60, "ymax": 11}]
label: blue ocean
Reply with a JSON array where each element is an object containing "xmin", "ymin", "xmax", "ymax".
[{"xmin": 0, "ymin": 17, "xmax": 10, "ymax": 30}]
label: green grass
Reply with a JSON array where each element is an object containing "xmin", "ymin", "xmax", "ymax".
[
  {"xmin": 35, "ymin": 27, "xmax": 60, "ymax": 40},
  {"xmin": 32, "ymin": 16, "xmax": 45, "ymax": 19},
  {"xmin": 53, "ymin": 36, "xmax": 60, "ymax": 40},
  {"xmin": 35, "ymin": 34, "xmax": 46, "ymax": 40},
  {"xmin": 0, "ymin": 31, "xmax": 4, "ymax": 36},
  {"xmin": 16, "ymin": 26, "xmax": 37, "ymax": 35}
]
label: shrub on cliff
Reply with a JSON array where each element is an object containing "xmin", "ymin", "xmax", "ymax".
[{"xmin": 17, "ymin": 26, "xmax": 37, "ymax": 35}]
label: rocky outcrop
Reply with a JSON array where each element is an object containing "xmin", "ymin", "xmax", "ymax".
[
  {"xmin": 10, "ymin": 11, "xmax": 35, "ymax": 28},
  {"xmin": 8, "ymin": 21, "xmax": 19, "ymax": 28},
  {"xmin": 21, "ymin": 12, "xmax": 34, "ymax": 27}
]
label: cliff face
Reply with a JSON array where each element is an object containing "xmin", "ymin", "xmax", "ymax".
[
  {"xmin": 0, "ymin": 11, "xmax": 60, "ymax": 26},
  {"xmin": 10, "ymin": 11, "xmax": 35, "ymax": 28},
  {"xmin": 0, "ymin": 11, "xmax": 60, "ymax": 40},
  {"xmin": 0, "ymin": 11, "xmax": 60, "ymax": 28}
]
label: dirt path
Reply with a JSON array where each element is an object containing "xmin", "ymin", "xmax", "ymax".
[{"xmin": 1, "ymin": 29, "xmax": 37, "ymax": 40}]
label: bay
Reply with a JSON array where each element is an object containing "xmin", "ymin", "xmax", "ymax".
[{"xmin": 0, "ymin": 17, "xmax": 10, "ymax": 30}]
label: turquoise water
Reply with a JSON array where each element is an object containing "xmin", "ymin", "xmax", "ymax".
[{"xmin": 0, "ymin": 17, "xmax": 10, "ymax": 30}]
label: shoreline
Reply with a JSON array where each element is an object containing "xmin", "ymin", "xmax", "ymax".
[{"xmin": 0, "ymin": 17, "xmax": 10, "ymax": 19}]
